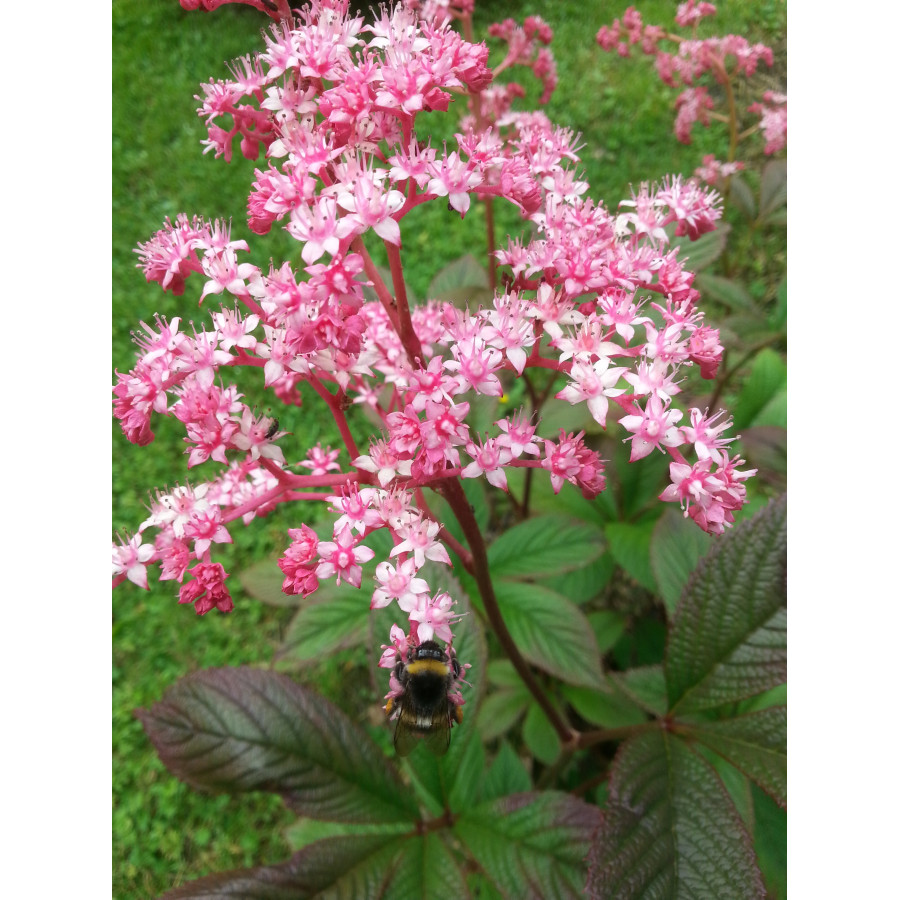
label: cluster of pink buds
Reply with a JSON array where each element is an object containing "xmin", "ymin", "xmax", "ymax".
[
  {"xmin": 596, "ymin": 2, "xmax": 785, "ymax": 176},
  {"xmin": 114, "ymin": 0, "xmax": 756, "ymax": 703}
]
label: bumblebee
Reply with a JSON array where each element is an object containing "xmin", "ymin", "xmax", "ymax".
[{"xmin": 386, "ymin": 640, "xmax": 463, "ymax": 757}]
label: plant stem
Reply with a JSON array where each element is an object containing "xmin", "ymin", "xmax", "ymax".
[{"xmin": 438, "ymin": 477, "xmax": 574, "ymax": 745}]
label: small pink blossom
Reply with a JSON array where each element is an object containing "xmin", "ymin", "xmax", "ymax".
[
  {"xmin": 681, "ymin": 407, "xmax": 735, "ymax": 464},
  {"xmin": 372, "ymin": 558, "xmax": 429, "ymax": 610},
  {"xmin": 405, "ymin": 591, "xmax": 458, "ymax": 644},
  {"xmin": 178, "ymin": 562, "xmax": 233, "ymax": 615},
  {"xmin": 619, "ymin": 395, "xmax": 685, "ymax": 461},
  {"xmin": 556, "ymin": 357, "xmax": 628, "ymax": 427},
  {"xmin": 316, "ymin": 524, "xmax": 375, "ymax": 588},
  {"xmin": 462, "ymin": 436, "xmax": 513, "ymax": 490},
  {"xmin": 300, "ymin": 443, "xmax": 341, "ymax": 475},
  {"xmin": 112, "ymin": 533, "xmax": 156, "ymax": 590},
  {"xmin": 390, "ymin": 515, "xmax": 451, "ymax": 568}
]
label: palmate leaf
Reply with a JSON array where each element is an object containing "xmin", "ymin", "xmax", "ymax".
[
  {"xmin": 682, "ymin": 706, "xmax": 787, "ymax": 808},
  {"xmin": 666, "ymin": 495, "xmax": 787, "ymax": 714},
  {"xmin": 454, "ymin": 792, "xmax": 602, "ymax": 900},
  {"xmin": 137, "ymin": 668, "xmax": 418, "ymax": 824},
  {"xmin": 493, "ymin": 581, "xmax": 605, "ymax": 688},
  {"xmin": 487, "ymin": 515, "xmax": 605, "ymax": 579},
  {"xmin": 650, "ymin": 508, "xmax": 713, "ymax": 616},
  {"xmin": 162, "ymin": 832, "xmax": 467, "ymax": 900},
  {"xmin": 587, "ymin": 731, "xmax": 765, "ymax": 899}
]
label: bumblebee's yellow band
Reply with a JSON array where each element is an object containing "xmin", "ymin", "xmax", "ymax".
[{"xmin": 405, "ymin": 659, "xmax": 450, "ymax": 676}]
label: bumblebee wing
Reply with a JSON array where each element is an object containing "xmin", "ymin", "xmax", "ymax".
[
  {"xmin": 393, "ymin": 701, "xmax": 421, "ymax": 757},
  {"xmin": 421, "ymin": 701, "xmax": 452, "ymax": 757}
]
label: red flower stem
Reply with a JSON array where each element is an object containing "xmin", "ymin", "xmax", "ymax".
[
  {"xmin": 307, "ymin": 374, "xmax": 361, "ymax": 461},
  {"xmin": 415, "ymin": 486, "xmax": 474, "ymax": 570},
  {"xmin": 351, "ymin": 237, "xmax": 402, "ymax": 333},
  {"xmin": 438, "ymin": 476, "xmax": 575, "ymax": 745},
  {"xmin": 385, "ymin": 242, "xmax": 423, "ymax": 363}
]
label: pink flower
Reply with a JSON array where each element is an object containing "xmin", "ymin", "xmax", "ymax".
[
  {"xmin": 619, "ymin": 395, "xmax": 685, "ymax": 462},
  {"xmin": 316, "ymin": 524, "xmax": 375, "ymax": 588},
  {"xmin": 279, "ymin": 524, "xmax": 321, "ymax": 596},
  {"xmin": 406, "ymin": 591, "xmax": 458, "ymax": 643},
  {"xmin": 372, "ymin": 558, "xmax": 429, "ymax": 610},
  {"xmin": 556, "ymin": 357, "xmax": 627, "ymax": 427},
  {"xmin": 112, "ymin": 533, "xmax": 156, "ymax": 590},
  {"xmin": 462, "ymin": 436, "xmax": 513, "ymax": 490},
  {"xmin": 231, "ymin": 408, "xmax": 285, "ymax": 463},
  {"xmin": 378, "ymin": 623, "xmax": 410, "ymax": 671},
  {"xmin": 141, "ymin": 483, "xmax": 212, "ymax": 539},
  {"xmin": 659, "ymin": 454, "xmax": 756, "ymax": 535},
  {"xmin": 183, "ymin": 509, "xmax": 233, "ymax": 557},
  {"xmin": 495, "ymin": 411, "xmax": 540, "ymax": 459},
  {"xmin": 355, "ymin": 439, "xmax": 413, "ymax": 487},
  {"xmin": 178, "ymin": 562, "xmax": 233, "ymax": 615},
  {"xmin": 687, "ymin": 325, "xmax": 724, "ymax": 379},
  {"xmin": 681, "ymin": 408, "xmax": 735, "ymax": 464},
  {"xmin": 390, "ymin": 515, "xmax": 450, "ymax": 568},
  {"xmin": 300, "ymin": 443, "xmax": 341, "ymax": 475}
]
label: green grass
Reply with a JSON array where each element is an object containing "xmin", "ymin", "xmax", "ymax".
[{"xmin": 112, "ymin": 1, "xmax": 786, "ymax": 896}]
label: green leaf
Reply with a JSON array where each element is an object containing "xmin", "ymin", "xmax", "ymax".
[
  {"xmin": 666, "ymin": 496, "xmax": 787, "ymax": 714},
  {"xmin": 587, "ymin": 731, "xmax": 765, "ymax": 899},
  {"xmin": 730, "ymin": 348, "xmax": 786, "ymax": 431},
  {"xmin": 494, "ymin": 582, "xmax": 604, "ymax": 688},
  {"xmin": 137, "ymin": 668, "xmax": 418, "ymax": 824},
  {"xmin": 455, "ymin": 792, "xmax": 601, "ymax": 900},
  {"xmin": 606, "ymin": 441, "xmax": 671, "ymax": 520},
  {"xmin": 768, "ymin": 277, "xmax": 787, "ymax": 332},
  {"xmin": 739, "ymin": 426, "xmax": 787, "ymax": 488},
  {"xmin": 388, "ymin": 832, "xmax": 470, "ymax": 900},
  {"xmin": 682, "ymin": 707, "xmax": 786, "ymax": 808},
  {"xmin": 670, "ymin": 222, "xmax": 730, "ymax": 271},
  {"xmin": 482, "ymin": 741, "xmax": 532, "ymax": 802},
  {"xmin": 695, "ymin": 273, "xmax": 761, "ymax": 314},
  {"xmin": 540, "ymin": 552, "xmax": 615, "ymax": 605},
  {"xmin": 604, "ymin": 521, "xmax": 658, "ymax": 593},
  {"xmin": 238, "ymin": 557, "xmax": 300, "ymax": 607},
  {"xmin": 474, "ymin": 689, "xmax": 529, "ymax": 742},
  {"xmin": 561, "ymin": 682, "xmax": 647, "ymax": 729},
  {"xmin": 758, "ymin": 159, "xmax": 787, "ymax": 222},
  {"xmin": 736, "ymin": 684, "xmax": 787, "ymax": 715},
  {"xmin": 751, "ymin": 386, "xmax": 787, "ymax": 429},
  {"xmin": 523, "ymin": 701, "xmax": 562, "ymax": 764},
  {"xmin": 488, "ymin": 516, "xmax": 605, "ymax": 579},
  {"xmin": 752, "ymin": 784, "xmax": 787, "ymax": 900},
  {"xmin": 588, "ymin": 610, "xmax": 627, "ymax": 654},
  {"xmin": 728, "ymin": 175, "xmax": 756, "ymax": 221},
  {"xmin": 284, "ymin": 819, "xmax": 406, "ymax": 853},
  {"xmin": 650, "ymin": 507, "xmax": 714, "ymax": 616},
  {"xmin": 428, "ymin": 253, "xmax": 490, "ymax": 298},
  {"xmin": 405, "ymin": 726, "xmax": 486, "ymax": 817},
  {"xmin": 161, "ymin": 833, "xmax": 408, "ymax": 899},
  {"xmin": 276, "ymin": 590, "xmax": 369, "ymax": 666},
  {"xmin": 609, "ymin": 665, "xmax": 668, "ymax": 717}
]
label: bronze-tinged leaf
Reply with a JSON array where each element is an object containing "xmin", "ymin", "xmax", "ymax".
[
  {"xmin": 136, "ymin": 667, "xmax": 418, "ymax": 824},
  {"xmin": 665, "ymin": 495, "xmax": 786, "ymax": 714},
  {"xmin": 587, "ymin": 731, "xmax": 765, "ymax": 899}
]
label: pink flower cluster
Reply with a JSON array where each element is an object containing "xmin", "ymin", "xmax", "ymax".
[
  {"xmin": 114, "ymin": 2, "xmax": 756, "ymax": 680},
  {"xmin": 596, "ymin": 4, "xmax": 784, "ymax": 154}
]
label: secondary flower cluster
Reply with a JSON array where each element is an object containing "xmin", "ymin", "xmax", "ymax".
[
  {"xmin": 114, "ymin": 1, "xmax": 755, "ymax": 683},
  {"xmin": 596, "ymin": 2, "xmax": 785, "ymax": 178}
]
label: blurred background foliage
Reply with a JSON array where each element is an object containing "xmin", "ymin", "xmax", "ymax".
[{"xmin": 112, "ymin": 0, "xmax": 786, "ymax": 895}]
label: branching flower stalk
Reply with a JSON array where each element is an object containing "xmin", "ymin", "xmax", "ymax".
[{"xmin": 113, "ymin": 0, "xmax": 757, "ymax": 727}]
